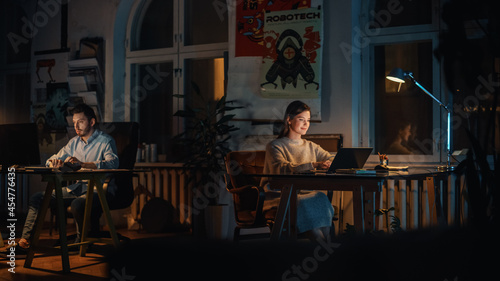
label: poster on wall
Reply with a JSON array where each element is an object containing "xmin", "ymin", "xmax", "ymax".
[
  {"xmin": 260, "ymin": 8, "xmax": 322, "ymax": 99},
  {"xmin": 226, "ymin": 0, "xmax": 323, "ymax": 121},
  {"xmin": 235, "ymin": 0, "xmax": 311, "ymax": 57}
]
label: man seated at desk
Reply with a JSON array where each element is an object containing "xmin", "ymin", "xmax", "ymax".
[{"xmin": 16, "ymin": 103, "xmax": 119, "ymax": 253}]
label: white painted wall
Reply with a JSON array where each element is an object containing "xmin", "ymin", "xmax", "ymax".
[{"xmin": 23, "ymin": 0, "xmax": 361, "ymax": 145}]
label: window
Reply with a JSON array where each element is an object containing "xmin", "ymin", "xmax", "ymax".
[
  {"xmin": 130, "ymin": 0, "xmax": 174, "ymax": 51},
  {"xmin": 360, "ymin": 0, "xmax": 443, "ymax": 163},
  {"xmin": 126, "ymin": 0, "xmax": 228, "ymax": 161},
  {"xmin": 368, "ymin": 0, "xmax": 433, "ymax": 28},
  {"xmin": 374, "ymin": 41, "xmax": 434, "ymax": 155}
]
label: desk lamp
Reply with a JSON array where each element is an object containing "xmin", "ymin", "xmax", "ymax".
[{"xmin": 386, "ymin": 68, "xmax": 453, "ymax": 170}]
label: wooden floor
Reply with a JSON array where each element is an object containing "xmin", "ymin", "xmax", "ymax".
[{"xmin": 0, "ymin": 224, "xmax": 190, "ymax": 280}]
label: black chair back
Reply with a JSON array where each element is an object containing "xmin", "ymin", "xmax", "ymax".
[
  {"xmin": 99, "ymin": 122, "xmax": 139, "ymax": 169},
  {"xmin": 99, "ymin": 122, "xmax": 139, "ymax": 210}
]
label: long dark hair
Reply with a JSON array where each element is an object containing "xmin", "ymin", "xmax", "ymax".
[{"xmin": 277, "ymin": 100, "xmax": 311, "ymax": 138}]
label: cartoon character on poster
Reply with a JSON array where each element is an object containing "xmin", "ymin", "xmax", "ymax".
[
  {"xmin": 235, "ymin": 0, "xmax": 312, "ymax": 57},
  {"xmin": 261, "ymin": 29, "xmax": 318, "ymax": 90},
  {"xmin": 260, "ymin": 8, "xmax": 322, "ymax": 99}
]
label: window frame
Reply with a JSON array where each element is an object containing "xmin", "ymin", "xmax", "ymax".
[
  {"xmin": 358, "ymin": 6, "xmax": 448, "ymax": 164},
  {"xmin": 125, "ymin": 0, "xmax": 228, "ymax": 138}
]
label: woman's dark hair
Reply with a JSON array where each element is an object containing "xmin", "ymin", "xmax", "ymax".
[
  {"xmin": 71, "ymin": 103, "xmax": 97, "ymax": 125},
  {"xmin": 277, "ymin": 100, "xmax": 311, "ymax": 138}
]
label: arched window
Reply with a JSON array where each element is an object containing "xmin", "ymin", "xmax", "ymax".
[{"xmin": 125, "ymin": 0, "xmax": 228, "ymax": 161}]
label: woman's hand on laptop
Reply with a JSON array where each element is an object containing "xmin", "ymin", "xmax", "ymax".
[{"xmin": 314, "ymin": 160, "xmax": 332, "ymax": 170}]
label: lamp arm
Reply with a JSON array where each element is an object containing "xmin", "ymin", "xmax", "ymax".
[
  {"xmin": 407, "ymin": 73, "xmax": 449, "ymax": 112},
  {"xmin": 407, "ymin": 73, "xmax": 452, "ymax": 166}
]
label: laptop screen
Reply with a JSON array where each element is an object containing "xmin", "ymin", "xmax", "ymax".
[
  {"xmin": 328, "ymin": 147, "xmax": 373, "ymax": 173},
  {"xmin": 0, "ymin": 123, "xmax": 41, "ymax": 170}
]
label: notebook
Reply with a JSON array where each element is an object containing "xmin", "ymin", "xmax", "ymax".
[{"xmin": 316, "ymin": 147, "xmax": 373, "ymax": 174}]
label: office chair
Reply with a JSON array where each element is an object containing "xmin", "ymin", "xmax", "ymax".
[{"xmin": 49, "ymin": 122, "xmax": 139, "ymax": 239}]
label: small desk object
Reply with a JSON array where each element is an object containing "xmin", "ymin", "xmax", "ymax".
[
  {"xmin": 20, "ymin": 168, "xmax": 131, "ymax": 273},
  {"xmin": 259, "ymin": 168, "xmax": 452, "ymax": 240}
]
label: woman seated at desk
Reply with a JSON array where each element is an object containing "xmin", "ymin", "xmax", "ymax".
[{"xmin": 261, "ymin": 100, "xmax": 334, "ymax": 240}]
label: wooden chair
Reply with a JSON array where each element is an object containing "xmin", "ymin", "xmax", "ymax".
[
  {"xmin": 225, "ymin": 149, "xmax": 339, "ymax": 241},
  {"xmin": 224, "ymin": 150, "xmax": 274, "ymax": 241}
]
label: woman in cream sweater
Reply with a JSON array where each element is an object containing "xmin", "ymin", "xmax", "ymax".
[{"xmin": 261, "ymin": 100, "xmax": 334, "ymax": 240}]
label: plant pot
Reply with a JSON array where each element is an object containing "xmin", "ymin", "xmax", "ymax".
[{"xmin": 204, "ymin": 204, "xmax": 229, "ymax": 240}]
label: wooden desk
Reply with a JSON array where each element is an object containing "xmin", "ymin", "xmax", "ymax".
[
  {"xmin": 260, "ymin": 168, "xmax": 452, "ymax": 240},
  {"xmin": 19, "ymin": 168, "xmax": 131, "ymax": 273}
]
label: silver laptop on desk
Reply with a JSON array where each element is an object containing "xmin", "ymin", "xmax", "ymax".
[{"xmin": 319, "ymin": 147, "xmax": 373, "ymax": 173}]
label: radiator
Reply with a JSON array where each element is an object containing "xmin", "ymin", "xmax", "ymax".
[
  {"xmin": 377, "ymin": 173, "xmax": 467, "ymax": 231},
  {"xmin": 132, "ymin": 163, "xmax": 193, "ymax": 226}
]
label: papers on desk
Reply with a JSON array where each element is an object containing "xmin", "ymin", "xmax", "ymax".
[
  {"xmin": 373, "ymin": 165, "xmax": 409, "ymax": 171},
  {"xmin": 335, "ymin": 169, "xmax": 379, "ymax": 175},
  {"xmin": 386, "ymin": 165, "xmax": 409, "ymax": 171},
  {"xmin": 335, "ymin": 166, "xmax": 408, "ymax": 175}
]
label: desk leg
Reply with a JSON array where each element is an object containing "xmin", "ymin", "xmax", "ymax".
[
  {"xmin": 353, "ymin": 186, "xmax": 378, "ymax": 233},
  {"xmin": 352, "ymin": 186, "xmax": 364, "ymax": 233},
  {"xmin": 271, "ymin": 185, "xmax": 296, "ymax": 241},
  {"xmin": 289, "ymin": 188, "xmax": 297, "ymax": 240},
  {"xmin": 433, "ymin": 177, "xmax": 447, "ymax": 227},
  {"xmin": 425, "ymin": 176, "xmax": 447, "ymax": 227},
  {"xmin": 79, "ymin": 181, "xmax": 93, "ymax": 257},
  {"xmin": 24, "ymin": 182, "xmax": 54, "ymax": 269},
  {"xmin": 94, "ymin": 180, "xmax": 120, "ymax": 247},
  {"xmin": 53, "ymin": 179, "xmax": 70, "ymax": 273}
]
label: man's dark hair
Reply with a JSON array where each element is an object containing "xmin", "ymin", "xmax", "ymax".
[{"xmin": 71, "ymin": 103, "xmax": 97, "ymax": 124}]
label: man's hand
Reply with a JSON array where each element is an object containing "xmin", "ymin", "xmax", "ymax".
[
  {"xmin": 65, "ymin": 156, "xmax": 97, "ymax": 169},
  {"xmin": 65, "ymin": 156, "xmax": 82, "ymax": 165}
]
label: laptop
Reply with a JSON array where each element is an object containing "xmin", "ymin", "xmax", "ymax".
[
  {"xmin": 0, "ymin": 123, "xmax": 41, "ymax": 171},
  {"xmin": 317, "ymin": 147, "xmax": 373, "ymax": 174}
]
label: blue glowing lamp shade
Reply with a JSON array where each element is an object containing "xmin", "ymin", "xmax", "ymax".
[{"xmin": 386, "ymin": 68, "xmax": 406, "ymax": 83}]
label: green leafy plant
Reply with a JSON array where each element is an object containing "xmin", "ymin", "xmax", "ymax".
[
  {"xmin": 374, "ymin": 207, "xmax": 402, "ymax": 234},
  {"xmin": 173, "ymin": 82, "xmax": 242, "ymax": 204}
]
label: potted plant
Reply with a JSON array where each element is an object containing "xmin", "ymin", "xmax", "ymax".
[{"xmin": 173, "ymin": 82, "xmax": 242, "ymax": 239}]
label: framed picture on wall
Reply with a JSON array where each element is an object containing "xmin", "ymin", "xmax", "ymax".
[{"xmin": 45, "ymin": 82, "xmax": 70, "ymax": 132}]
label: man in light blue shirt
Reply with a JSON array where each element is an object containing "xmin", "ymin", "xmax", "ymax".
[{"xmin": 17, "ymin": 103, "xmax": 119, "ymax": 252}]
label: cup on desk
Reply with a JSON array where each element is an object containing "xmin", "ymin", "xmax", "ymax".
[
  {"xmin": 150, "ymin": 144, "xmax": 157, "ymax": 162},
  {"xmin": 137, "ymin": 143, "xmax": 158, "ymax": 162}
]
